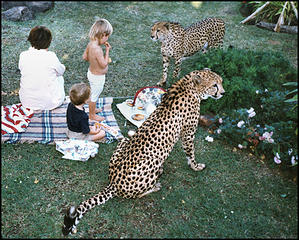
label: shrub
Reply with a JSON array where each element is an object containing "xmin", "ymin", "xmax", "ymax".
[
  {"xmin": 196, "ymin": 48, "xmax": 297, "ymax": 114},
  {"xmin": 195, "ymin": 48, "xmax": 298, "ymax": 169}
]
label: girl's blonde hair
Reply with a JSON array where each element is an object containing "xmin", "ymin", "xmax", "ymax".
[
  {"xmin": 69, "ymin": 83, "xmax": 91, "ymax": 106},
  {"xmin": 89, "ymin": 18, "xmax": 113, "ymax": 41}
]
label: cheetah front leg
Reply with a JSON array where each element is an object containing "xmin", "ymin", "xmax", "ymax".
[
  {"xmin": 173, "ymin": 57, "xmax": 182, "ymax": 79},
  {"xmin": 180, "ymin": 128, "xmax": 206, "ymax": 171},
  {"xmin": 157, "ymin": 54, "xmax": 170, "ymax": 86}
]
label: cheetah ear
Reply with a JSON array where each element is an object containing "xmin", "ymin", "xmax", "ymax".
[
  {"xmin": 190, "ymin": 72, "xmax": 202, "ymax": 86},
  {"xmin": 164, "ymin": 23, "xmax": 169, "ymax": 30}
]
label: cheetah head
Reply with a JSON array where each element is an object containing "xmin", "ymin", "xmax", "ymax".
[
  {"xmin": 190, "ymin": 69, "xmax": 225, "ymax": 100},
  {"xmin": 150, "ymin": 22, "xmax": 170, "ymax": 42}
]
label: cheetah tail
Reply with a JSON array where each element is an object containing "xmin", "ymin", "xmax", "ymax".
[{"xmin": 62, "ymin": 184, "xmax": 117, "ymax": 236}]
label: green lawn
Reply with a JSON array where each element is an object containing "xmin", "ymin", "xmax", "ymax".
[{"xmin": 1, "ymin": 2, "xmax": 298, "ymax": 238}]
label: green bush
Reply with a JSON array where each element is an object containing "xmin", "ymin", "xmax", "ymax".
[
  {"xmin": 197, "ymin": 48, "xmax": 298, "ymax": 168},
  {"xmin": 196, "ymin": 48, "xmax": 297, "ymax": 114}
]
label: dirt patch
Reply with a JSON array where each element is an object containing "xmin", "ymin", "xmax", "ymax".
[{"xmin": 268, "ymin": 40, "xmax": 281, "ymax": 45}]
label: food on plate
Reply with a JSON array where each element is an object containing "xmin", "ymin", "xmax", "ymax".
[
  {"xmin": 132, "ymin": 114, "xmax": 144, "ymax": 121},
  {"xmin": 125, "ymin": 99, "xmax": 134, "ymax": 107},
  {"xmin": 94, "ymin": 122, "xmax": 118, "ymax": 137}
]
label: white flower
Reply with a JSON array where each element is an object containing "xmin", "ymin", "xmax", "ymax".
[
  {"xmin": 274, "ymin": 153, "xmax": 281, "ymax": 164},
  {"xmin": 205, "ymin": 136, "xmax": 214, "ymax": 142},
  {"xmin": 237, "ymin": 120, "xmax": 245, "ymax": 128},
  {"xmin": 268, "ymin": 138, "xmax": 274, "ymax": 144},
  {"xmin": 256, "ymin": 124, "xmax": 260, "ymax": 128},
  {"xmin": 260, "ymin": 131, "xmax": 274, "ymax": 143},
  {"xmin": 247, "ymin": 107, "xmax": 255, "ymax": 114},
  {"xmin": 238, "ymin": 144, "xmax": 243, "ymax": 149},
  {"xmin": 288, "ymin": 149, "xmax": 293, "ymax": 155},
  {"xmin": 256, "ymin": 90, "xmax": 259, "ymax": 94},
  {"xmin": 247, "ymin": 108, "xmax": 256, "ymax": 118},
  {"xmin": 248, "ymin": 112, "xmax": 256, "ymax": 118},
  {"xmin": 291, "ymin": 156, "xmax": 296, "ymax": 166},
  {"xmin": 216, "ymin": 129, "xmax": 222, "ymax": 134},
  {"xmin": 248, "ymin": 111, "xmax": 256, "ymax": 118},
  {"xmin": 219, "ymin": 118, "xmax": 223, "ymax": 124},
  {"xmin": 265, "ymin": 89, "xmax": 268, "ymax": 92}
]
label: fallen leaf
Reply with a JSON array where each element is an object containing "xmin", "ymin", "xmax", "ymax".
[
  {"xmin": 34, "ymin": 178, "xmax": 39, "ymax": 184},
  {"xmin": 10, "ymin": 88, "xmax": 19, "ymax": 96}
]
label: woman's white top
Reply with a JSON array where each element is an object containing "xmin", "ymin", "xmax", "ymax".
[{"xmin": 19, "ymin": 47, "xmax": 66, "ymax": 110}]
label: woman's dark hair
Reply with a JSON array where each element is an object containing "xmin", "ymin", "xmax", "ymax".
[{"xmin": 27, "ymin": 26, "xmax": 52, "ymax": 50}]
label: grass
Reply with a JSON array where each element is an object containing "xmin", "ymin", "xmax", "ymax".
[{"xmin": 1, "ymin": 1, "xmax": 298, "ymax": 239}]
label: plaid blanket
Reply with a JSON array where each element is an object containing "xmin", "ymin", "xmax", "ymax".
[{"xmin": 1, "ymin": 97, "xmax": 123, "ymax": 144}]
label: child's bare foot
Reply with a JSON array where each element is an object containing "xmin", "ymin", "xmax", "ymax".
[
  {"xmin": 95, "ymin": 108, "xmax": 102, "ymax": 113},
  {"xmin": 89, "ymin": 114, "xmax": 105, "ymax": 122}
]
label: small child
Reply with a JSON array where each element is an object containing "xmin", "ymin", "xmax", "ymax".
[
  {"xmin": 83, "ymin": 18, "xmax": 113, "ymax": 121},
  {"xmin": 66, "ymin": 83, "xmax": 106, "ymax": 141}
]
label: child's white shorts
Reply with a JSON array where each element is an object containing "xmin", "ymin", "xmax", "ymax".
[{"xmin": 87, "ymin": 69, "xmax": 105, "ymax": 102}]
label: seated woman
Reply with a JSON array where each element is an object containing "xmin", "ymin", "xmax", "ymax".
[{"xmin": 18, "ymin": 26, "xmax": 66, "ymax": 110}]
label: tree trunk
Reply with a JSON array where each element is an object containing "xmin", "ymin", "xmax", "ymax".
[{"xmin": 256, "ymin": 21, "xmax": 298, "ymax": 34}]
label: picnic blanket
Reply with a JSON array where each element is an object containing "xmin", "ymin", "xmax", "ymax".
[
  {"xmin": 1, "ymin": 97, "xmax": 123, "ymax": 144},
  {"xmin": 1, "ymin": 103, "xmax": 34, "ymax": 134}
]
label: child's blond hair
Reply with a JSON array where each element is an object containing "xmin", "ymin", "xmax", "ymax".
[
  {"xmin": 89, "ymin": 18, "xmax": 113, "ymax": 41},
  {"xmin": 69, "ymin": 83, "xmax": 91, "ymax": 106}
]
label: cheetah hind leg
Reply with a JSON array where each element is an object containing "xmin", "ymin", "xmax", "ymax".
[
  {"xmin": 187, "ymin": 157, "xmax": 206, "ymax": 171},
  {"xmin": 138, "ymin": 182, "xmax": 162, "ymax": 198}
]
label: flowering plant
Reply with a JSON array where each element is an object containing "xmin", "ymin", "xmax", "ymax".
[{"xmin": 208, "ymin": 104, "xmax": 297, "ymax": 168}]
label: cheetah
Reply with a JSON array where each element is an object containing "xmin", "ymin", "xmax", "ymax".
[
  {"xmin": 62, "ymin": 68, "xmax": 225, "ymax": 235},
  {"xmin": 151, "ymin": 18, "xmax": 225, "ymax": 85}
]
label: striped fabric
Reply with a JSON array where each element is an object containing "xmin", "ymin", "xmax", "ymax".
[
  {"xmin": 1, "ymin": 97, "xmax": 123, "ymax": 144},
  {"xmin": 1, "ymin": 103, "xmax": 34, "ymax": 135}
]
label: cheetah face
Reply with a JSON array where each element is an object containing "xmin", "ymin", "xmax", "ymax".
[
  {"xmin": 150, "ymin": 22, "xmax": 169, "ymax": 42},
  {"xmin": 190, "ymin": 70, "xmax": 225, "ymax": 100}
]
